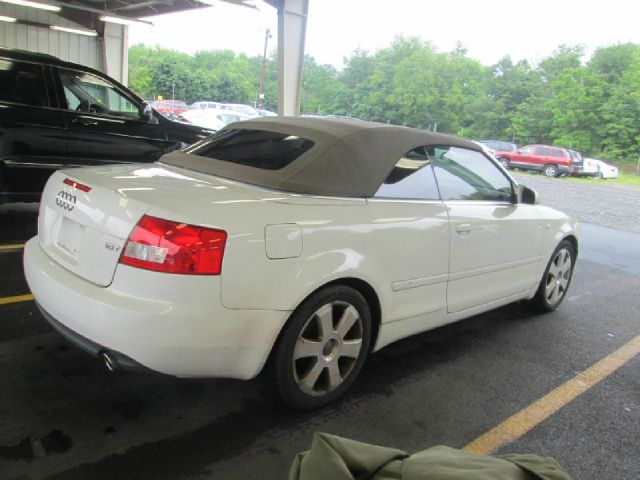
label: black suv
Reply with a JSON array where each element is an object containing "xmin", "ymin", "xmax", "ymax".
[{"xmin": 0, "ymin": 48, "xmax": 213, "ymax": 203}]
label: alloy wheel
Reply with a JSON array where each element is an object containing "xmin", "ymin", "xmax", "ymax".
[
  {"xmin": 292, "ymin": 301, "xmax": 364, "ymax": 396},
  {"xmin": 545, "ymin": 248, "xmax": 572, "ymax": 305}
]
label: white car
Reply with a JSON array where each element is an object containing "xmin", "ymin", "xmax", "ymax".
[
  {"xmin": 190, "ymin": 101, "xmax": 224, "ymax": 110},
  {"xmin": 221, "ymin": 103, "xmax": 260, "ymax": 117},
  {"xmin": 581, "ymin": 158, "xmax": 619, "ymax": 179},
  {"xmin": 24, "ymin": 117, "xmax": 579, "ymax": 409},
  {"xmin": 257, "ymin": 108, "xmax": 277, "ymax": 117},
  {"xmin": 179, "ymin": 108, "xmax": 252, "ymax": 131}
]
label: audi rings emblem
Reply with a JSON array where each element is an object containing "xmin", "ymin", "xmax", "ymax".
[{"xmin": 56, "ymin": 191, "xmax": 76, "ymax": 211}]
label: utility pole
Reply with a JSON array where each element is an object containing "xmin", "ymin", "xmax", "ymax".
[{"xmin": 259, "ymin": 28, "xmax": 272, "ymax": 110}]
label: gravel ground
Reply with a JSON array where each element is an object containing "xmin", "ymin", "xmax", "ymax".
[{"xmin": 512, "ymin": 172, "xmax": 640, "ymax": 233}]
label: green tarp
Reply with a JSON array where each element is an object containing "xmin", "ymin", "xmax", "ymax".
[{"xmin": 289, "ymin": 433, "xmax": 573, "ymax": 480}]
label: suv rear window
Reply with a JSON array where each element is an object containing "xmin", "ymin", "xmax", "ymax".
[
  {"xmin": 535, "ymin": 147, "xmax": 551, "ymax": 156},
  {"xmin": 483, "ymin": 141, "xmax": 516, "ymax": 152},
  {"xmin": 188, "ymin": 129, "xmax": 315, "ymax": 170},
  {"xmin": 550, "ymin": 148, "xmax": 564, "ymax": 158},
  {"xmin": 569, "ymin": 150, "xmax": 582, "ymax": 161},
  {"xmin": 0, "ymin": 59, "xmax": 49, "ymax": 107}
]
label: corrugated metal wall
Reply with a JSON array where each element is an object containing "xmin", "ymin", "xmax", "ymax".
[{"xmin": 0, "ymin": 4, "xmax": 103, "ymax": 71}]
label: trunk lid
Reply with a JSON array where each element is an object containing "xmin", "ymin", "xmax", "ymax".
[{"xmin": 38, "ymin": 163, "xmax": 263, "ymax": 286}]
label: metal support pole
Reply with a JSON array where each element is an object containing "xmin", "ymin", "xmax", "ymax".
[
  {"xmin": 102, "ymin": 23, "xmax": 128, "ymax": 85},
  {"xmin": 258, "ymin": 28, "xmax": 271, "ymax": 109},
  {"xmin": 277, "ymin": 0, "xmax": 309, "ymax": 116}
]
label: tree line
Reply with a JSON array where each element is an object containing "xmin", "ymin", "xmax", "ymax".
[{"xmin": 129, "ymin": 38, "xmax": 640, "ymax": 164}]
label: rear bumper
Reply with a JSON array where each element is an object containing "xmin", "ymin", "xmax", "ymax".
[
  {"xmin": 36, "ymin": 302, "xmax": 148, "ymax": 372},
  {"xmin": 24, "ymin": 237, "xmax": 289, "ymax": 379}
]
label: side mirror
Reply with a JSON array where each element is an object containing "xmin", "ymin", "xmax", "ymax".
[
  {"xmin": 517, "ymin": 184, "xmax": 539, "ymax": 205},
  {"xmin": 141, "ymin": 102, "xmax": 157, "ymax": 124}
]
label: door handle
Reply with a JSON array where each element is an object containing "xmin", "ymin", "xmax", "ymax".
[
  {"xmin": 72, "ymin": 117, "xmax": 99, "ymax": 126},
  {"xmin": 456, "ymin": 224, "xmax": 472, "ymax": 234}
]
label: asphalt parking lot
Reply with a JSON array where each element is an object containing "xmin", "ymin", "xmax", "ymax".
[{"xmin": 0, "ymin": 174, "xmax": 638, "ymax": 480}]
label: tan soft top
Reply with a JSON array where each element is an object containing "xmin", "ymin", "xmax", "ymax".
[{"xmin": 160, "ymin": 116, "xmax": 481, "ymax": 197}]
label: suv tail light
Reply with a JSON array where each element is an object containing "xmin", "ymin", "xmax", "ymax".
[{"xmin": 120, "ymin": 215, "xmax": 227, "ymax": 275}]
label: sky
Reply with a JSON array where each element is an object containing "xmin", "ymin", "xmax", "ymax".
[{"xmin": 128, "ymin": 0, "xmax": 640, "ymax": 68}]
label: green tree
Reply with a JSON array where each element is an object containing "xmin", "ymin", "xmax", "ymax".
[
  {"xmin": 601, "ymin": 52, "xmax": 640, "ymax": 161},
  {"xmin": 589, "ymin": 43, "xmax": 640, "ymax": 84},
  {"xmin": 466, "ymin": 56, "xmax": 539, "ymax": 141},
  {"xmin": 546, "ymin": 67, "xmax": 606, "ymax": 153},
  {"xmin": 128, "ymin": 40, "xmax": 640, "ymax": 164}
]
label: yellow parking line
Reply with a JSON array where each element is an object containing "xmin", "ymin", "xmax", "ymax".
[
  {"xmin": 0, "ymin": 294, "xmax": 34, "ymax": 305},
  {"xmin": 464, "ymin": 335, "xmax": 640, "ymax": 454},
  {"xmin": 0, "ymin": 243, "xmax": 25, "ymax": 251}
]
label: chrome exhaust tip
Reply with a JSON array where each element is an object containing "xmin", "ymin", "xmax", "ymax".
[{"xmin": 100, "ymin": 351, "xmax": 117, "ymax": 372}]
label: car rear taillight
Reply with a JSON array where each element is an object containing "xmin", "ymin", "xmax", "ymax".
[{"xmin": 120, "ymin": 215, "xmax": 227, "ymax": 275}]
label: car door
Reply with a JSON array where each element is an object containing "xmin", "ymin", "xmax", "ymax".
[
  {"xmin": 369, "ymin": 147, "xmax": 450, "ymax": 328},
  {"xmin": 429, "ymin": 146, "xmax": 544, "ymax": 314},
  {"xmin": 533, "ymin": 146, "xmax": 552, "ymax": 169},
  {"xmin": 508, "ymin": 145, "xmax": 535, "ymax": 169},
  {"xmin": 55, "ymin": 67, "xmax": 176, "ymax": 167},
  {"xmin": 0, "ymin": 59, "xmax": 67, "ymax": 200}
]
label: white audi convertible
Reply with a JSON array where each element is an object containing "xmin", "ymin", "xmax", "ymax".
[{"xmin": 24, "ymin": 117, "xmax": 578, "ymax": 409}]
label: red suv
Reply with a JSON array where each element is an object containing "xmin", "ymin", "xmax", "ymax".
[
  {"xmin": 150, "ymin": 100, "xmax": 189, "ymax": 117},
  {"xmin": 497, "ymin": 145, "xmax": 575, "ymax": 177}
]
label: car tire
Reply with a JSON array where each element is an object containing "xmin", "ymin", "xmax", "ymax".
[
  {"xmin": 266, "ymin": 285, "xmax": 372, "ymax": 410},
  {"xmin": 543, "ymin": 164, "xmax": 559, "ymax": 177},
  {"xmin": 527, "ymin": 240, "xmax": 575, "ymax": 313},
  {"xmin": 595, "ymin": 171, "xmax": 603, "ymax": 179},
  {"xmin": 499, "ymin": 158, "xmax": 510, "ymax": 169}
]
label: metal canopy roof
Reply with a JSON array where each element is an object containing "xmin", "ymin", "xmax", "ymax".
[
  {"xmin": 45, "ymin": 0, "xmax": 265, "ymax": 33},
  {"xmin": 70, "ymin": 0, "xmax": 257, "ymax": 19}
]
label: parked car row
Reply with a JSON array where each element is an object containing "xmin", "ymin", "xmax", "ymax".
[
  {"xmin": 189, "ymin": 101, "xmax": 276, "ymax": 118},
  {"xmin": 179, "ymin": 108, "xmax": 253, "ymax": 130},
  {"xmin": 148, "ymin": 99, "xmax": 189, "ymax": 116},
  {"xmin": 150, "ymin": 101, "xmax": 277, "ymax": 120},
  {"xmin": 478, "ymin": 140, "xmax": 618, "ymax": 179},
  {"xmin": 163, "ymin": 101, "xmax": 276, "ymax": 131},
  {"xmin": 151, "ymin": 102, "xmax": 274, "ymax": 127}
]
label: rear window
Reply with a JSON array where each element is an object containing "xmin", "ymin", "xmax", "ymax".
[
  {"xmin": 550, "ymin": 148, "xmax": 564, "ymax": 158},
  {"xmin": 535, "ymin": 147, "xmax": 551, "ymax": 156},
  {"xmin": 0, "ymin": 59, "xmax": 49, "ymax": 107},
  {"xmin": 483, "ymin": 141, "xmax": 516, "ymax": 152},
  {"xmin": 187, "ymin": 129, "xmax": 315, "ymax": 170}
]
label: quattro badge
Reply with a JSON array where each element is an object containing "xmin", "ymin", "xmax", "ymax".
[{"xmin": 56, "ymin": 191, "xmax": 76, "ymax": 211}]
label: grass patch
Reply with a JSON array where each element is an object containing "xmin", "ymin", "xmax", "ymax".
[
  {"xmin": 512, "ymin": 169, "xmax": 640, "ymax": 187},
  {"xmin": 561, "ymin": 172, "xmax": 640, "ymax": 187}
]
